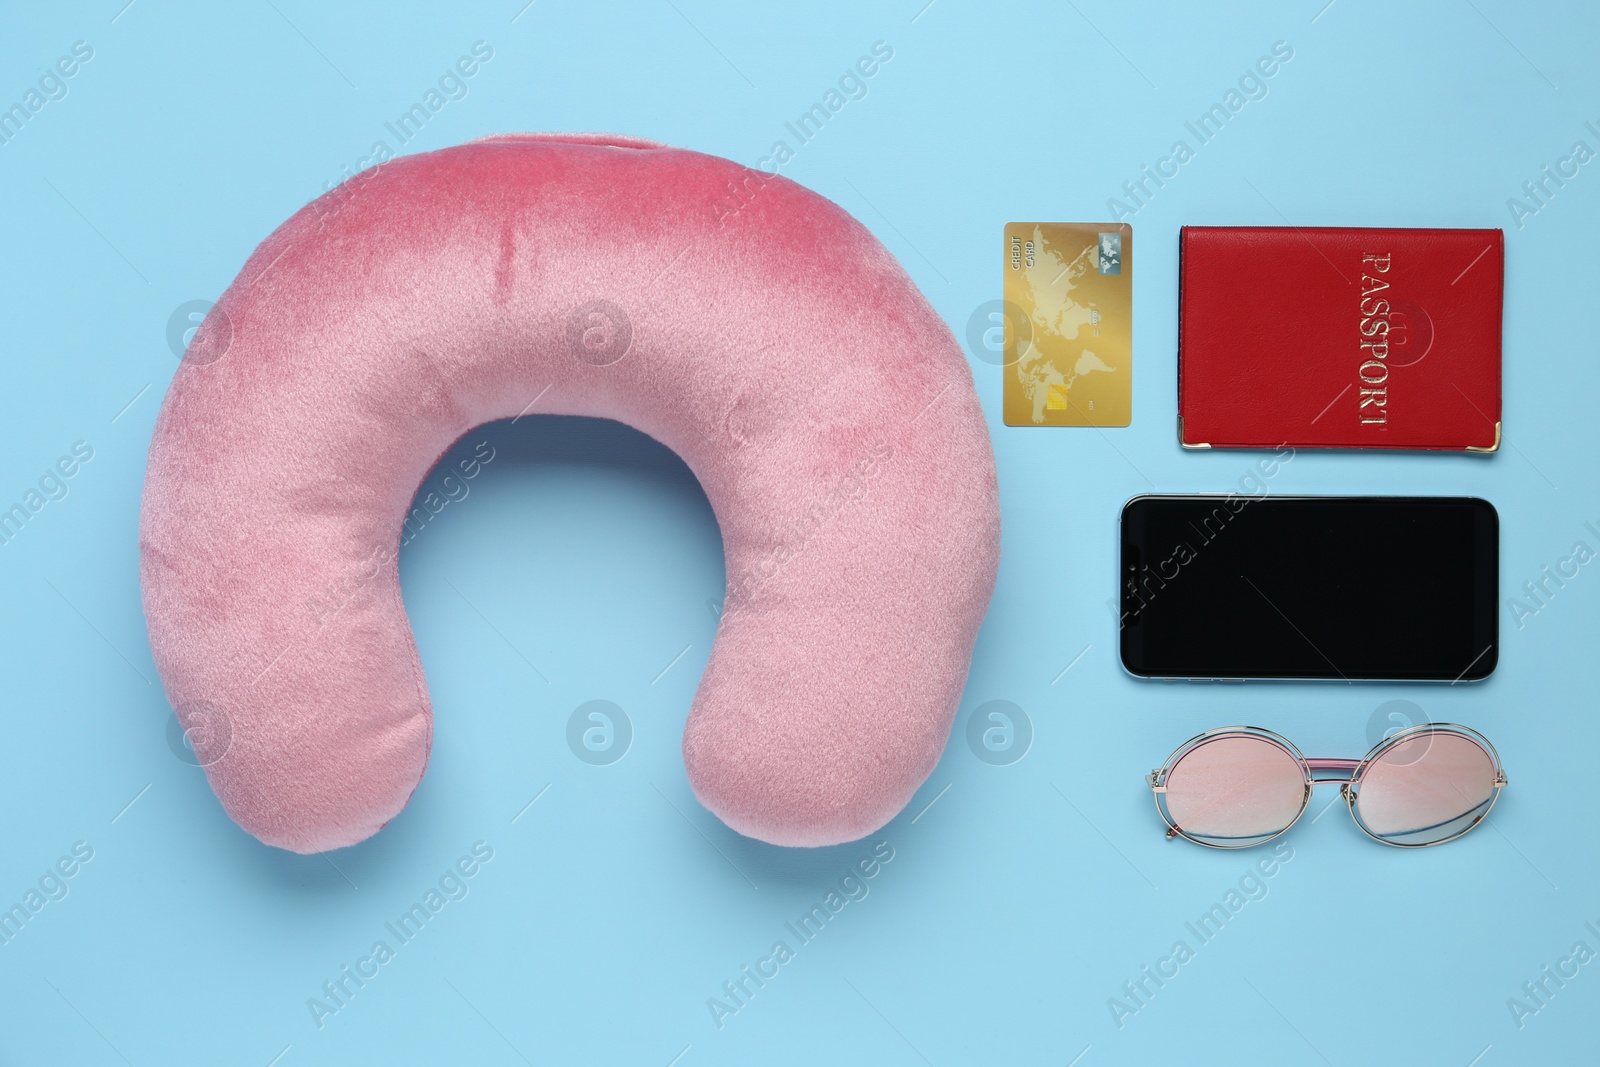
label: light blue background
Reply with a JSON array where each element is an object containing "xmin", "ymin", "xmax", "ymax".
[{"xmin": 1, "ymin": 1, "xmax": 1596, "ymax": 1063}]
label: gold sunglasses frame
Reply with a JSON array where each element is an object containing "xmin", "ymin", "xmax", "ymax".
[{"xmin": 1146, "ymin": 723, "xmax": 1507, "ymax": 849}]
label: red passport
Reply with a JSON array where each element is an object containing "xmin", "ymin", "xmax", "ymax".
[{"xmin": 1179, "ymin": 226, "xmax": 1502, "ymax": 451}]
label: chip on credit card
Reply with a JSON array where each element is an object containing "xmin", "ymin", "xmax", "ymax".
[{"xmin": 1002, "ymin": 222, "xmax": 1132, "ymax": 427}]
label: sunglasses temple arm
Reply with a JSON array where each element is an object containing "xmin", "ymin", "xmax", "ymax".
[{"xmin": 1147, "ymin": 758, "xmax": 1362, "ymax": 784}]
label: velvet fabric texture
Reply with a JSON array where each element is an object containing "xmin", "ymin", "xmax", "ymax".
[{"xmin": 140, "ymin": 133, "xmax": 1000, "ymax": 853}]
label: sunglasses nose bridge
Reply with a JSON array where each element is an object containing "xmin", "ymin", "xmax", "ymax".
[{"xmin": 1307, "ymin": 757, "xmax": 1361, "ymax": 789}]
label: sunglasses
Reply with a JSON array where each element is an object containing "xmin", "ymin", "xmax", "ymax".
[{"xmin": 1147, "ymin": 724, "xmax": 1506, "ymax": 849}]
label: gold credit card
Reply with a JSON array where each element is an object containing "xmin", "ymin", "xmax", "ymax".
[{"xmin": 1002, "ymin": 222, "xmax": 1132, "ymax": 427}]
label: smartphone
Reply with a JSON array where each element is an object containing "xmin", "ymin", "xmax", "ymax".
[{"xmin": 1119, "ymin": 495, "xmax": 1498, "ymax": 681}]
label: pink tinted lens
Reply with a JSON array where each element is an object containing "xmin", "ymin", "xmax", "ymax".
[
  {"xmin": 1164, "ymin": 735, "xmax": 1306, "ymax": 847},
  {"xmin": 1354, "ymin": 731, "xmax": 1497, "ymax": 845}
]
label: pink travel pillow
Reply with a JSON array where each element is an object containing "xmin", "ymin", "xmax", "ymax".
[{"xmin": 140, "ymin": 133, "xmax": 1000, "ymax": 853}]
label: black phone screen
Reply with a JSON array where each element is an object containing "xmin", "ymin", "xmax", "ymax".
[{"xmin": 1119, "ymin": 496, "xmax": 1498, "ymax": 680}]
